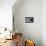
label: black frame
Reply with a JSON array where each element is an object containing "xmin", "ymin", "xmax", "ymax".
[{"xmin": 25, "ymin": 17, "xmax": 34, "ymax": 23}]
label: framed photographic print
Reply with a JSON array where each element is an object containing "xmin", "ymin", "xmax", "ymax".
[{"xmin": 25, "ymin": 17, "xmax": 34, "ymax": 23}]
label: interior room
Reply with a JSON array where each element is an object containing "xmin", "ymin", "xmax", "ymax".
[{"xmin": 0, "ymin": 0, "xmax": 46, "ymax": 46}]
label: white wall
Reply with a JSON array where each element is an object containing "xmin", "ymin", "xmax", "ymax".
[
  {"xmin": 13, "ymin": 0, "xmax": 41, "ymax": 46},
  {"xmin": 0, "ymin": 0, "xmax": 16, "ymax": 30},
  {"xmin": 41, "ymin": 0, "xmax": 46, "ymax": 46}
]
